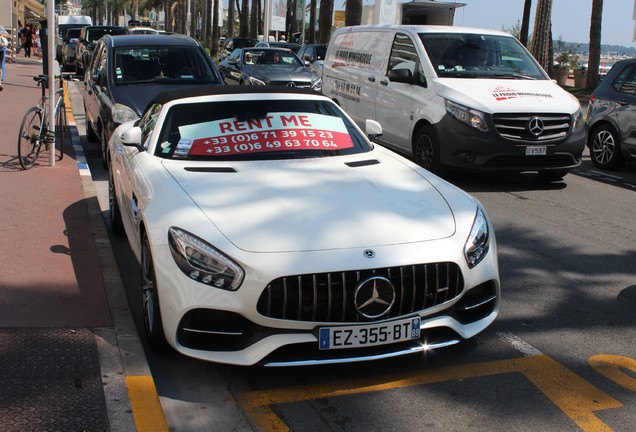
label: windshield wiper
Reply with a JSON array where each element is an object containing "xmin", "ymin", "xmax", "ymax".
[{"xmin": 493, "ymin": 72, "xmax": 537, "ymax": 80}]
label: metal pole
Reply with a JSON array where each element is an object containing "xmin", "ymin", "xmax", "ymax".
[
  {"xmin": 187, "ymin": 0, "xmax": 192, "ymax": 36},
  {"xmin": 263, "ymin": 0, "xmax": 270, "ymax": 43},
  {"xmin": 48, "ymin": 0, "xmax": 56, "ymax": 167}
]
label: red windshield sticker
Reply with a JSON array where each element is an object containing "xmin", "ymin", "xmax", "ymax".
[{"xmin": 180, "ymin": 113, "xmax": 354, "ymax": 157}]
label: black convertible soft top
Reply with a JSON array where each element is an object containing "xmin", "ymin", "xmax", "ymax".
[{"xmin": 146, "ymin": 86, "xmax": 322, "ymax": 112}]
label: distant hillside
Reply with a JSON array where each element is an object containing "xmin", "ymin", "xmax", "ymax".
[{"xmin": 557, "ymin": 41, "xmax": 636, "ymax": 56}]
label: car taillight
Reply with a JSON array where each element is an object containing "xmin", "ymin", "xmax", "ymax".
[{"xmin": 589, "ymin": 94, "xmax": 596, "ymax": 105}]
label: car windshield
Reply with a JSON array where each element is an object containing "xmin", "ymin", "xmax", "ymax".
[
  {"xmin": 243, "ymin": 49, "xmax": 302, "ymax": 66},
  {"xmin": 419, "ymin": 33, "xmax": 547, "ymax": 79},
  {"xmin": 66, "ymin": 28, "xmax": 81, "ymax": 40},
  {"xmin": 156, "ymin": 99, "xmax": 372, "ymax": 161},
  {"xmin": 114, "ymin": 46, "xmax": 220, "ymax": 85},
  {"xmin": 86, "ymin": 27, "xmax": 127, "ymax": 43}
]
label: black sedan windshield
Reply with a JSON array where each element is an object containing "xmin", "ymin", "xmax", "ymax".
[
  {"xmin": 156, "ymin": 99, "xmax": 372, "ymax": 161},
  {"xmin": 114, "ymin": 46, "xmax": 220, "ymax": 84}
]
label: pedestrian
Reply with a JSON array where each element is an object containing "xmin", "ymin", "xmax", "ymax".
[
  {"xmin": 0, "ymin": 25, "xmax": 9, "ymax": 90},
  {"xmin": 22, "ymin": 24, "xmax": 33, "ymax": 58},
  {"xmin": 279, "ymin": 34, "xmax": 286, "ymax": 42}
]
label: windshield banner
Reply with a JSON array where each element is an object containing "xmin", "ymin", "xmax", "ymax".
[{"xmin": 176, "ymin": 113, "xmax": 354, "ymax": 157}]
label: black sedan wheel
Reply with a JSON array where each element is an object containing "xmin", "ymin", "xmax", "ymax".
[
  {"xmin": 108, "ymin": 168, "xmax": 124, "ymax": 236},
  {"xmin": 590, "ymin": 124, "xmax": 624, "ymax": 170},
  {"xmin": 141, "ymin": 233, "xmax": 169, "ymax": 351}
]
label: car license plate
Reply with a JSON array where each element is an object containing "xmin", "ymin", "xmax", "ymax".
[
  {"xmin": 318, "ymin": 316, "xmax": 421, "ymax": 350},
  {"xmin": 526, "ymin": 146, "xmax": 547, "ymax": 156}
]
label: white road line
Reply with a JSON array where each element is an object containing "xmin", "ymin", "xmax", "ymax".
[{"xmin": 496, "ymin": 332, "xmax": 543, "ymax": 357}]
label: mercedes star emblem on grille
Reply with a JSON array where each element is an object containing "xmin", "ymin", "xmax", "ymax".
[
  {"xmin": 528, "ymin": 116, "xmax": 544, "ymax": 136},
  {"xmin": 287, "ymin": 82, "xmax": 296, "ymax": 87},
  {"xmin": 354, "ymin": 276, "xmax": 396, "ymax": 318},
  {"xmin": 363, "ymin": 249, "xmax": 375, "ymax": 258}
]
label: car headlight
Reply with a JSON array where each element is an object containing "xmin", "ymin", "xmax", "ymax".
[
  {"xmin": 445, "ymin": 99, "xmax": 489, "ymax": 132},
  {"xmin": 168, "ymin": 227, "xmax": 244, "ymax": 291},
  {"xmin": 248, "ymin": 76, "xmax": 267, "ymax": 85},
  {"xmin": 464, "ymin": 208, "xmax": 490, "ymax": 269},
  {"xmin": 311, "ymin": 77, "xmax": 322, "ymax": 92},
  {"xmin": 112, "ymin": 103, "xmax": 140, "ymax": 125},
  {"xmin": 572, "ymin": 107, "xmax": 583, "ymax": 129}
]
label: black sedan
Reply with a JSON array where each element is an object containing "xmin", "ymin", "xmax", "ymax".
[{"xmin": 218, "ymin": 48, "xmax": 321, "ymax": 91}]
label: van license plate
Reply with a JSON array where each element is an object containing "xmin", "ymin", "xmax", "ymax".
[
  {"xmin": 318, "ymin": 316, "xmax": 421, "ymax": 350},
  {"xmin": 526, "ymin": 146, "xmax": 547, "ymax": 156}
]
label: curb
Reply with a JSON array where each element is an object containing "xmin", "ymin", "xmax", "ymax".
[{"xmin": 64, "ymin": 81, "xmax": 169, "ymax": 432}]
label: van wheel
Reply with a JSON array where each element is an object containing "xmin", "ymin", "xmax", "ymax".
[
  {"xmin": 589, "ymin": 124, "xmax": 624, "ymax": 170},
  {"xmin": 413, "ymin": 125, "xmax": 441, "ymax": 173}
]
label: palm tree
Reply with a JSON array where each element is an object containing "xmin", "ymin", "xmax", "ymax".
[
  {"xmin": 318, "ymin": 0, "xmax": 334, "ymax": 43},
  {"xmin": 530, "ymin": 0, "xmax": 552, "ymax": 73},
  {"xmin": 308, "ymin": 0, "xmax": 317, "ymax": 43},
  {"xmin": 520, "ymin": 0, "xmax": 532, "ymax": 46},
  {"xmin": 586, "ymin": 0, "xmax": 603, "ymax": 89},
  {"xmin": 345, "ymin": 0, "xmax": 362, "ymax": 27}
]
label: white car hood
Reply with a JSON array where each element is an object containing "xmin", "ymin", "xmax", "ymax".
[
  {"xmin": 435, "ymin": 78, "xmax": 580, "ymax": 114},
  {"xmin": 162, "ymin": 156, "xmax": 456, "ymax": 253}
]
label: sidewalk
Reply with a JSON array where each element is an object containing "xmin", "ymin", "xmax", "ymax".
[{"xmin": 0, "ymin": 58, "xmax": 163, "ymax": 431}]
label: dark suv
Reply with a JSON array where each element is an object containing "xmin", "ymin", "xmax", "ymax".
[
  {"xmin": 76, "ymin": 26, "xmax": 128, "ymax": 75},
  {"xmin": 83, "ymin": 34, "xmax": 224, "ymax": 166},
  {"xmin": 585, "ymin": 58, "xmax": 636, "ymax": 170}
]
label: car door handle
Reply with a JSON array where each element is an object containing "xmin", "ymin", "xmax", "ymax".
[
  {"xmin": 380, "ymin": 79, "xmax": 388, "ymax": 86},
  {"xmin": 619, "ymin": 99, "xmax": 628, "ymax": 106},
  {"xmin": 367, "ymin": 76, "xmax": 375, "ymax": 83}
]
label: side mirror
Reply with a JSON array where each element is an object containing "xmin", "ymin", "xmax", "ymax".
[
  {"xmin": 228, "ymin": 58, "xmax": 238, "ymax": 65},
  {"xmin": 387, "ymin": 68, "xmax": 413, "ymax": 84},
  {"xmin": 365, "ymin": 120, "xmax": 382, "ymax": 140},
  {"xmin": 303, "ymin": 60, "xmax": 310, "ymax": 67},
  {"xmin": 120, "ymin": 126, "xmax": 142, "ymax": 147}
]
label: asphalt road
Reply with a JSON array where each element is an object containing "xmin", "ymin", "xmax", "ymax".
[{"xmin": 67, "ymin": 80, "xmax": 636, "ymax": 432}]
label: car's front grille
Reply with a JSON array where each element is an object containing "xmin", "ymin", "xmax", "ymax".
[
  {"xmin": 269, "ymin": 81, "xmax": 312, "ymax": 88},
  {"xmin": 257, "ymin": 263, "xmax": 464, "ymax": 323},
  {"xmin": 492, "ymin": 113, "xmax": 571, "ymax": 142}
]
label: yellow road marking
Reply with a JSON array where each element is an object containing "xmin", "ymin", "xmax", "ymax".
[
  {"xmin": 126, "ymin": 375, "xmax": 169, "ymax": 432},
  {"xmin": 589, "ymin": 354, "xmax": 636, "ymax": 391},
  {"xmin": 62, "ymin": 81, "xmax": 75, "ymax": 123},
  {"xmin": 238, "ymin": 355, "xmax": 623, "ymax": 432}
]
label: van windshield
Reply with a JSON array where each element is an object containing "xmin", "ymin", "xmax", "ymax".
[{"xmin": 419, "ymin": 33, "xmax": 547, "ymax": 80}]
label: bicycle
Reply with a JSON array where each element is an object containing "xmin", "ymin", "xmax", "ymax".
[{"xmin": 17, "ymin": 74, "xmax": 69, "ymax": 170}]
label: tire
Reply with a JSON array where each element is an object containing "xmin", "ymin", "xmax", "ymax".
[
  {"xmin": 413, "ymin": 125, "xmax": 442, "ymax": 174},
  {"xmin": 55, "ymin": 101, "xmax": 66, "ymax": 161},
  {"xmin": 101, "ymin": 125, "xmax": 109, "ymax": 169},
  {"xmin": 108, "ymin": 167, "xmax": 124, "ymax": 236},
  {"xmin": 141, "ymin": 233, "xmax": 169, "ymax": 351},
  {"xmin": 589, "ymin": 124, "xmax": 624, "ymax": 170},
  {"xmin": 538, "ymin": 169, "xmax": 568, "ymax": 182},
  {"xmin": 18, "ymin": 107, "xmax": 43, "ymax": 170},
  {"xmin": 84, "ymin": 104, "xmax": 99, "ymax": 142}
]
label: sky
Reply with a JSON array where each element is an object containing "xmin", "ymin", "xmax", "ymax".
[
  {"xmin": 329, "ymin": 0, "xmax": 634, "ymax": 47},
  {"xmin": 438, "ymin": 0, "xmax": 635, "ymax": 47}
]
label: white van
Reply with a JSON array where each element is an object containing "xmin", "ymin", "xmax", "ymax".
[{"xmin": 322, "ymin": 25, "xmax": 585, "ymax": 180}]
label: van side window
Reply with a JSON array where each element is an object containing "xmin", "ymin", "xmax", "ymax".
[{"xmin": 388, "ymin": 33, "xmax": 419, "ymax": 84}]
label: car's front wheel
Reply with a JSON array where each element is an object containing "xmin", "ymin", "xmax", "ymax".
[
  {"xmin": 589, "ymin": 124, "xmax": 624, "ymax": 170},
  {"xmin": 413, "ymin": 125, "xmax": 441, "ymax": 174},
  {"xmin": 108, "ymin": 168, "xmax": 124, "ymax": 236},
  {"xmin": 141, "ymin": 233, "xmax": 169, "ymax": 351}
]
